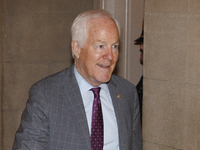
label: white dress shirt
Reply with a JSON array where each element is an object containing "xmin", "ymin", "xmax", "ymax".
[{"xmin": 74, "ymin": 66, "xmax": 119, "ymax": 150}]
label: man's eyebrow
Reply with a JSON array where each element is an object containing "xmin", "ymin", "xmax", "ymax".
[
  {"xmin": 113, "ymin": 41, "xmax": 119, "ymax": 45},
  {"xmin": 114, "ymin": 41, "xmax": 119, "ymax": 44},
  {"xmin": 97, "ymin": 40, "xmax": 119, "ymax": 44},
  {"xmin": 97, "ymin": 40, "xmax": 106, "ymax": 44}
]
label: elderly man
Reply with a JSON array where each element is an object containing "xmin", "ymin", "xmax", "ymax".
[{"xmin": 13, "ymin": 9, "xmax": 142, "ymax": 150}]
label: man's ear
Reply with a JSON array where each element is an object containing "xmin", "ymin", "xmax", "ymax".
[{"xmin": 71, "ymin": 41, "xmax": 81, "ymax": 59}]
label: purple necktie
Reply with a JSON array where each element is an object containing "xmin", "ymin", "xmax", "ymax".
[{"xmin": 90, "ymin": 87, "xmax": 104, "ymax": 150}]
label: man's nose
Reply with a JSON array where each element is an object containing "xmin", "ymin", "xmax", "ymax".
[{"xmin": 104, "ymin": 48, "xmax": 114, "ymax": 60}]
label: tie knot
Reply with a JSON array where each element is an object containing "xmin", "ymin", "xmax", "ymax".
[{"xmin": 90, "ymin": 87, "xmax": 101, "ymax": 98}]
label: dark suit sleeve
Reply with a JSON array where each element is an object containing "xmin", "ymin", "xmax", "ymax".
[
  {"xmin": 13, "ymin": 84, "xmax": 49, "ymax": 150},
  {"xmin": 132, "ymin": 87, "xmax": 143, "ymax": 150}
]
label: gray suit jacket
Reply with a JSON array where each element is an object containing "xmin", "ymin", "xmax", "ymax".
[{"xmin": 13, "ymin": 65, "xmax": 142, "ymax": 150}]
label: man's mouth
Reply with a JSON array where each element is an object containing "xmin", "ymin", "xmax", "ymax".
[{"xmin": 97, "ymin": 64, "xmax": 110, "ymax": 68}]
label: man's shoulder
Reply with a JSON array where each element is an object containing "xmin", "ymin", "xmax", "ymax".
[
  {"xmin": 111, "ymin": 74, "xmax": 134, "ymax": 84},
  {"xmin": 110, "ymin": 74, "xmax": 136, "ymax": 89},
  {"xmin": 31, "ymin": 65, "xmax": 74, "ymax": 89}
]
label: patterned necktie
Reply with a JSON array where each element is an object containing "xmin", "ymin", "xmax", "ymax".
[{"xmin": 90, "ymin": 87, "xmax": 104, "ymax": 150}]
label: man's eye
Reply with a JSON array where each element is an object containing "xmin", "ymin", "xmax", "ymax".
[
  {"xmin": 98, "ymin": 45, "xmax": 103, "ymax": 48},
  {"xmin": 113, "ymin": 45, "xmax": 118, "ymax": 49}
]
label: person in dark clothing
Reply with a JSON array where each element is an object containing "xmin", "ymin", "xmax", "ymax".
[{"xmin": 135, "ymin": 19, "xmax": 144, "ymax": 126}]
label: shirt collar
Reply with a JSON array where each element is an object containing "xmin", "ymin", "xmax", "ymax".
[{"xmin": 74, "ymin": 66, "xmax": 109, "ymax": 95}]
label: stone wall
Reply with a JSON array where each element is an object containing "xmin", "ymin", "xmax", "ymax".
[
  {"xmin": 143, "ymin": 0, "xmax": 200, "ymax": 149},
  {"xmin": 1, "ymin": 0, "xmax": 94, "ymax": 149}
]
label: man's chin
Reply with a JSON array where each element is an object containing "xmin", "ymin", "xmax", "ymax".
[{"xmin": 99, "ymin": 77, "xmax": 112, "ymax": 84}]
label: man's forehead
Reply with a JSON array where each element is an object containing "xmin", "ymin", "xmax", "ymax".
[
  {"xmin": 90, "ymin": 16, "xmax": 111, "ymax": 22},
  {"xmin": 88, "ymin": 16, "xmax": 116, "ymax": 28}
]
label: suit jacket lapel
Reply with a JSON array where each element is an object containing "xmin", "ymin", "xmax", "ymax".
[
  {"xmin": 108, "ymin": 78, "xmax": 127, "ymax": 150},
  {"xmin": 61, "ymin": 65, "xmax": 91, "ymax": 150}
]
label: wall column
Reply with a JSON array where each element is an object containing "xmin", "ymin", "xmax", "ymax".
[{"xmin": 143, "ymin": 0, "xmax": 200, "ymax": 149}]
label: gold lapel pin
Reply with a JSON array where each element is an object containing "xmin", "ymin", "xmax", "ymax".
[{"xmin": 117, "ymin": 94, "xmax": 121, "ymax": 98}]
